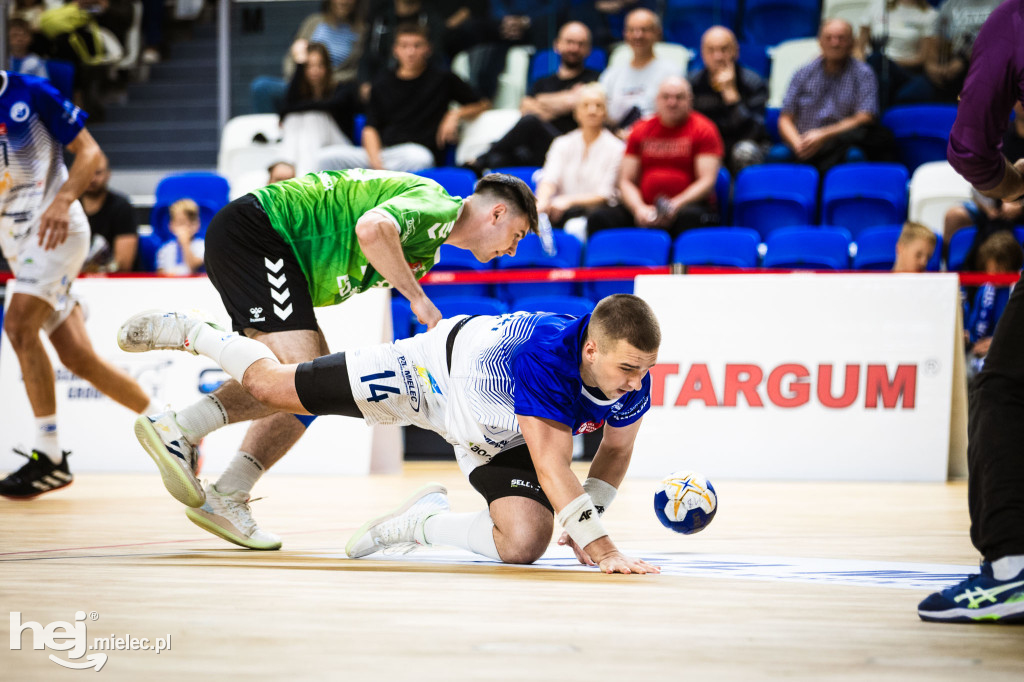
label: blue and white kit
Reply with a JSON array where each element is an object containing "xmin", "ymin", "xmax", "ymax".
[
  {"xmin": 0, "ymin": 71, "xmax": 89, "ymax": 327},
  {"xmin": 345, "ymin": 312, "xmax": 652, "ymax": 477}
]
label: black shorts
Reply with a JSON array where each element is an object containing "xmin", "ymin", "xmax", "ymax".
[
  {"xmin": 204, "ymin": 194, "xmax": 318, "ymax": 333},
  {"xmin": 469, "ymin": 445, "xmax": 553, "ymax": 512}
]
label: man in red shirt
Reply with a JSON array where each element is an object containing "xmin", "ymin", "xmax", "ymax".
[{"xmin": 587, "ymin": 76, "xmax": 723, "ymax": 239}]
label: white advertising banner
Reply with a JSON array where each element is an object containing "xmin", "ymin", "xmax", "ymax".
[
  {"xmin": 0, "ymin": 277, "xmax": 395, "ymax": 474},
  {"xmin": 632, "ymin": 274, "xmax": 962, "ymax": 482}
]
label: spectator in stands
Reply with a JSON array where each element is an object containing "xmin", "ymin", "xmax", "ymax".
[
  {"xmin": 140, "ymin": 0, "xmax": 165, "ymax": 64},
  {"xmin": 855, "ymin": 0, "xmax": 937, "ymax": 109},
  {"xmin": 535, "ymin": 83, "xmax": 624, "ymax": 231},
  {"xmin": 267, "ymin": 161, "xmax": 296, "ymax": 184},
  {"xmin": 318, "ymin": 23, "xmax": 488, "ymax": 172},
  {"xmin": 80, "ymin": 155, "xmax": 138, "ymax": 273},
  {"xmin": 587, "ymin": 76, "xmax": 723, "ymax": 239},
  {"xmin": 775, "ymin": 19, "xmax": 895, "ymax": 173},
  {"xmin": 157, "ymin": 198, "xmax": 204, "ymax": 275},
  {"xmin": 359, "ymin": 0, "xmax": 445, "ymax": 103},
  {"xmin": 8, "ymin": 17, "xmax": 47, "ymax": 78},
  {"xmin": 891, "ymin": 221, "xmax": 937, "ymax": 273},
  {"xmin": 11, "ymin": 0, "xmax": 46, "ymax": 31},
  {"xmin": 438, "ymin": 1, "xmax": 504, "ymax": 99},
  {"xmin": 966, "ymin": 231, "xmax": 1024, "ymax": 379},
  {"xmin": 599, "ymin": 8, "xmax": 681, "ymax": 133},
  {"xmin": 250, "ymin": 0, "xmax": 366, "ymax": 114},
  {"xmin": 279, "ymin": 42, "xmax": 357, "ymax": 175},
  {"xmin": 572, "ymin": 0, "xmax": 656, "ymax": 51},
  {"xmin": 464, "ymin": 21, "xmax": 600, "ymax": 174},
  {"xmin": 689, "ymin": 26, "xmax": 769, "ymax": 174},
  {"xmin": 894, "ymin": 0, "xmax": 1000, "ymax": 104},
  {"xmin": 944, "ymin": 103, "xmax": 1024, "ymax": 247}
]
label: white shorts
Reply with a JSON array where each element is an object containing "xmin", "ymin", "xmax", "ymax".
[
  {"xmin": 5, "ymin": 229, "xmax": 88, "ymax": 333},
  {"xmin": 344, "ymin": 315, "xmax": 526, "ymax": 477}
]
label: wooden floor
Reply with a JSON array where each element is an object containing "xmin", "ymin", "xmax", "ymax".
[{"xmin": 2, "ymin": 462, "xmax": 1022, "ymax": 681}]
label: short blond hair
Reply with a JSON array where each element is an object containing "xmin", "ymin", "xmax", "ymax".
[
  {"xmin": 897, "ymin": 221, "xmax": 936, "ymax": 248},
  {"xmin": 169, "ymin": 198, "xmax": 200, "ymax": 223}
]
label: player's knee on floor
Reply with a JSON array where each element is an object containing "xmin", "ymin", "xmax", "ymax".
[{"xmin": 495, "ymin": 524, "xmax": 552, "ymax": 561}]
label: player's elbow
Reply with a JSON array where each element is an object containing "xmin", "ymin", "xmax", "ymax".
[{"xmin": 355, "ymin": 219, "xmax": 385, "ymax": 249}]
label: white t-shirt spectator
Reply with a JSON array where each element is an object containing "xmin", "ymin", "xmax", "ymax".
[
  {"xmin": 540, "ymin": 128, "xmax": 625, "ymax": 202},
  {"xmin": 156, "ymin": 238, "xmax": 205, "ymax": 275},
  {"xmin": 860, "ymin": 1, "xmax": 937, "ymax": 62},
  {"xmin": 600, "ymin": 58, "xmax": 681, "ymax": 126}
]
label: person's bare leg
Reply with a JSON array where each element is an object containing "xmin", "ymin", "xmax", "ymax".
[
  {"xmin": 4, "ymin": 293, "xmax": 59, "ymax": 417},
  {"xmin": 944, "ymin": 205, "xmax": 975, "ymax": 245},
  {"xmin": 49, "ymin": 305, "xmax": 152, "ymax": 413},
  {"xmin": 486, "ymin": 496, "xmax": 554, "ymax": 564}
]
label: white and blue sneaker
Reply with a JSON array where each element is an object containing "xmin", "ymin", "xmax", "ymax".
[
  {"xmin": 918, "ymin": 562, "xmax": 1024, "ymax": 623},
  {"xmin": 345, "ymin": 484, "xmax": 449, "ymax": 558},
  {"xmin": 185, "ymin": 482, "xmax": 282, "ymax": 550},
  {"xmin": 134, "ymin": 412, "xmax": 204, "ymax": 507},
  {"xmin": 117, "ymin": 310, "xmax": 220, "ymax": 354}
]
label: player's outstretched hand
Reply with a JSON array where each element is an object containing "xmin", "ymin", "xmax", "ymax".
[
  {"xmin": 558, "ymin": 530, "xmax": 596, "ymax": 567},
  {"xmin": 596, "ymin": 551, "xmax": 661, "ymax": 575},
  {"xmin": 412, "ymin": 296, "xmax": 442, "ymax": 330}
]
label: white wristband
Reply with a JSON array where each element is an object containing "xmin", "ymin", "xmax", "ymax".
[
  {"xmin": 557, "ymin": 493, "xmax": 608, "ymax": 549},
  {"xmin": 582, "ymin": 477, "xmax": 617, "ymax": 516}
]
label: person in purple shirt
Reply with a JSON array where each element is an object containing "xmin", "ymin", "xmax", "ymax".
[{"xmin": 918, "ymin": 0, "xmax": 1024, "ymax": 625}]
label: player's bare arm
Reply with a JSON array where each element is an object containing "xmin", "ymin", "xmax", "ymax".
[
  {"xmin": 354, "ymin": 212, "xmax": 441, "ymax": 329},
  {"xmin": 518, "ymin": 414, "xmax": 659, "ymax": 575},
  {"xmin": 558, "ymin": 419, "xmax": 645, "ymax": 566},
  {"xmin": 39, "ymin": 127, "xmax": 103, "ymax": 250}
]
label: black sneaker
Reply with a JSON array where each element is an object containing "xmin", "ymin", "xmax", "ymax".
[{"xmin": 0, "ymin": 449, "xmax": 73, "ymax": 499}]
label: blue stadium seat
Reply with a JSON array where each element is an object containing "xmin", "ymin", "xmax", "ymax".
[
  {"xmin": 733, "ymin": 164, "xmax": 819, "ymax": 240},
  {"xmin": 821, "ymin": 163, "xmax": 909, "ymax": 239},
  {"xmin": 673, "ymin": 227, "xmax": 761, "ymax": 267},
  {"xmin": 853, "ymin": 224, "xmax": 943, "ymax": 271},
  {"xmin": 487, "ymin": 166, "xmax": 541, "ymax": 192},
  {"xmin": 528, "ymin": 48, "xmax": 607, "ymax": 87},
  {"xmin": 391, "ymin": 295, "xmax": 414, "ymax": 340},
  {"xmin": 947, "ymin": 226, "xmax": 976, "ymax": 271},
  {"xmin": 763, "ymin": 226, "xmax": 853, "ymax": 270},
  {"xmin": 715, "ymin": 166, "xmax": 732, "ymax": 223},
  {"xmin": 512, "ymin": 295, "xmax": 594, "ymax": 317},
  {"xmin": 738, "ymin": 40, "xmax": 770, "ymax": 78},
  {"xmin": 412, "ymin": 295, "xmax": 507, "ymax": 334},
  {"xmin": 742, "ymin": 0, "xmax": 820, "ymax": 46},
  {"xmin": 150, "ymin": 172, "xmax": 230, "ymax": 242},
  {"xmin": 415, "ymin": 167, "xmax": 477, "ymax": 197},
  {"xmin": 422, "ymin": 243, "xmax": 494, "ymax": 299},
  {"xmin": 582, "ymin": 228, "xmax": 671, "ymax": 299},
  {"xmin": 663, "ymin": 0, "xmax": 739, "ymax": 48},
  {"xmin": 496, "ymin": 231, "xmax": 583, "ymax": 300},
  {"xmin": 765, "ymin": 107, "xmax": 781, "ymax": 143},
  {"xmin": 881, "ymin": 105, "xmax": 958, "ymax": 172}
]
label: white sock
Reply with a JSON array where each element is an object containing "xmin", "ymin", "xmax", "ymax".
[
  {"xmin": 176, "ymin": 395, "xmax": 229, "ymax": 442},
  {"xmin": 215, "ymin": 451, "xmax": 265, "ymax": 495},
  {"xmin": 423, "ymin": 510, "xmax": 500, "ymax": 561},
  {"xmin": 33, "ymin": 415, "xmax": 61, "ymax": 464},
  {"xmin": 142, "ymin": 397, "xmax": 163, "ymax": 416},
  {"xmin": 191, "ymin": 324, "xmax": 276, "ymax": 383},
  {"xmin": 991, "ymin": 554, "xmax": 1024, "ymax": 580}
]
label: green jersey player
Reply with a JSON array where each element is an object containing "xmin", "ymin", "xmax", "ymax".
[{"xmin": 122, "ymin": 169, "xmax": 537, "ymax": 549}]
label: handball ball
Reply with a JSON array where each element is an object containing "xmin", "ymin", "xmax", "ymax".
[{"xmin": 654, "ymin": 471, "xmax": 717, "ymax": 534}]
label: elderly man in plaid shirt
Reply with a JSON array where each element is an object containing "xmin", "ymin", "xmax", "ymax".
[{"xmin": 775, "ymin": 18, "xmax": 896, "ymax": 173}]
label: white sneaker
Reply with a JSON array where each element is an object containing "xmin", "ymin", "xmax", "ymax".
[
  {"xmin": 185, "ymin": 483, "xmax": 282, "ymax": 550},
  {"xmin": 134, "ymin": 412, "xmax": 204, "ymax": 507},
  {"xmin": 117, "ymin": 310, "xmax": 220, "ymax": 354},
  {"xmin": 345, "ymin": 484, "xmax": 449, "ymax": 558}
]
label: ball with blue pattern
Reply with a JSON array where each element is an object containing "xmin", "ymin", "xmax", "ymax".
[{"xmin": 654, "ymin": 471, "xmax": 717, "ymax": 534}]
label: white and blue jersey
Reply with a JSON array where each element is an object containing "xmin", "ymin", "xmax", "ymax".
[
  {"xmin": 0, "ymin": 70, "xmax": 88, "ymax": 261},
  {"xmin": 348, "ymin": 312, "xmax": 652, "ymax": 476}
]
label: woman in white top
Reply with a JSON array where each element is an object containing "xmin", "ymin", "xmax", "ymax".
[
  {"xmin": 536, "ymin": 84, "xmax": 626, "ymax": 230},
  {"xmin": 855, "ymin": 0, "xmax": 937, "ymax": 107}
]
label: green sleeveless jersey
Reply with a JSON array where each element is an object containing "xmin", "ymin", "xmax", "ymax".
[{"xmin": 250, "ymin": 169, "xmax": 463, "ymax": 307}]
